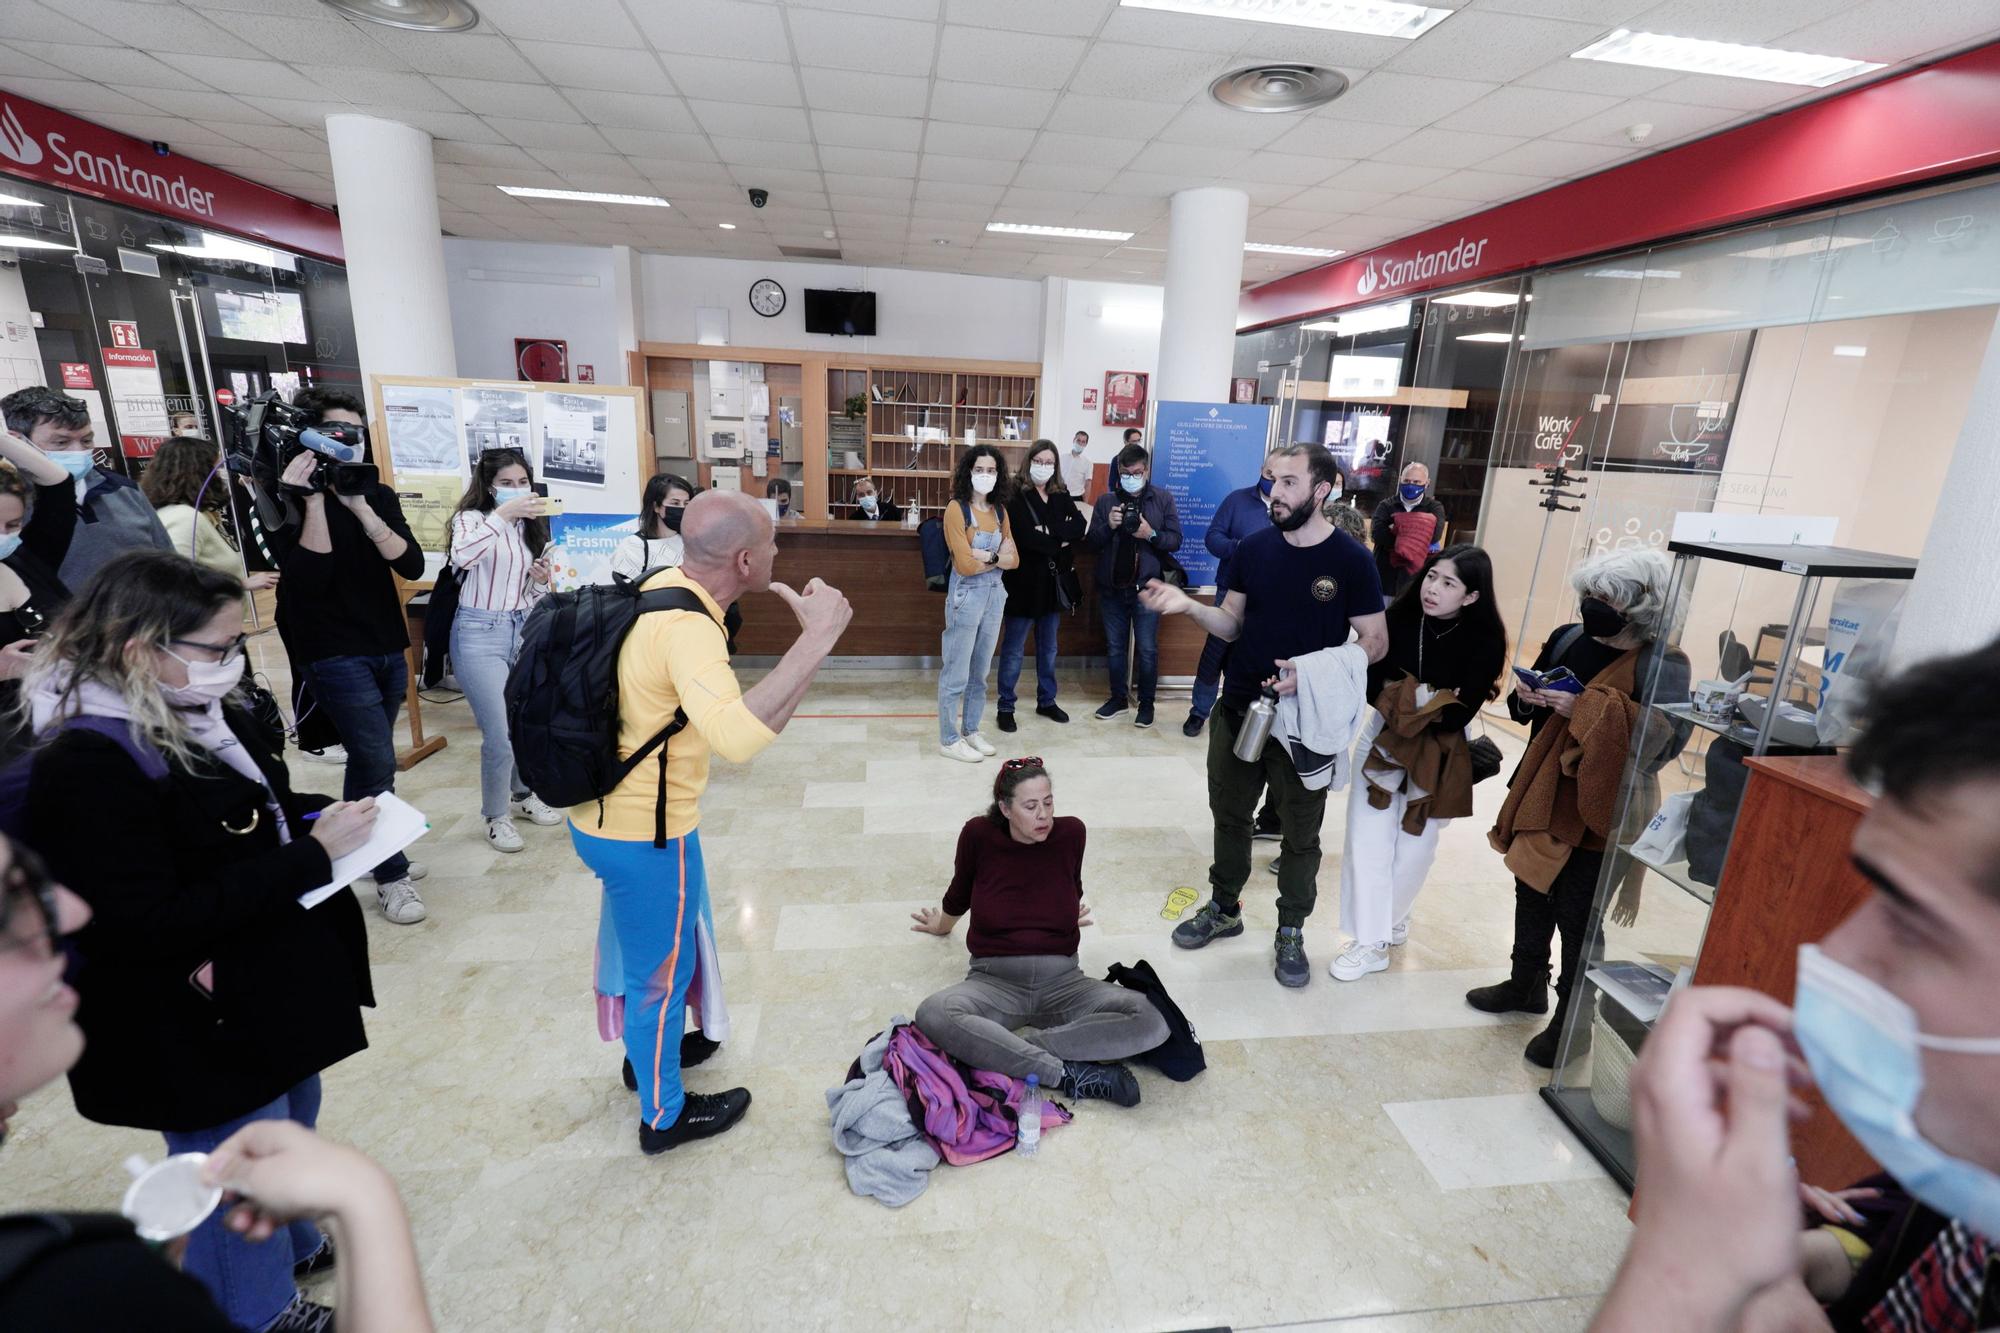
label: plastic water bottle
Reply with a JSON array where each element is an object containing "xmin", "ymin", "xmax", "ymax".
[{"xmin": 1018, "ymin": 1074, "xmax": 1041, "ymax": 1156}]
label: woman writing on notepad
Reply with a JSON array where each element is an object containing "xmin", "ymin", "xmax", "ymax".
[{"xmin": 16, "ymin": 550, "xmax": 381, "ymax": 1332}]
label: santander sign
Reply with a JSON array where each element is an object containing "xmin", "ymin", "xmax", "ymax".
[
  {"xmin": 1, "ymin": 99, "xmax": 218, "ymax": 217},
  {"xmin": 1356, "ymin": 235, "xmax": 1491, "ymax": 298}
]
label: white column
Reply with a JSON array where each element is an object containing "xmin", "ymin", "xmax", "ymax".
[
  {"xmin": 1154, "ymin": 187, "xmax": 1249, "ymax": 406},
  {"xmin": 1037, "ymin": 276, "xmax": 1068, "ymax": 441},
  {"xmin": 611, "ymin": 244, "xmax": 643, "ymax": 385},
  {"xmin": 324, "ymin": 114, "xmax": 456, "ymax": 384},
  {"xmin": 1893, "ymin": 310, "xmax": 2000, "ymax": 666}
]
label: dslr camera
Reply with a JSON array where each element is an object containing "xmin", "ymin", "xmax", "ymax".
[{"xmin": 220, "ymin": 390, "xmax": 378, "ymax": 499}]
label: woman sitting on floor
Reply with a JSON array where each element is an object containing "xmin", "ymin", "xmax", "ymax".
[{"xmin": 909, "ymin": 757, "xmax": 1167, "ymax": 1106}]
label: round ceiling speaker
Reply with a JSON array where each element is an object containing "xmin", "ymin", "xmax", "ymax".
[
  {"xmin": 1208, "ymin": 64, "xmax": 1350, "ymax": 114},
  {"xmin": 320, "ymin": 0, "xmax": 479, "ymax": 33}
]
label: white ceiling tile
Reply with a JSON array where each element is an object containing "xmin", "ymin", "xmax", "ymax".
[
  {"xmin": 1010, "ymin": 160, "xmax": 1118, "ymax": 191},
  {"xmin": 708, "ymin": 135, "xmax": 821, "ymax": 169},
  {"xmin": 1317, "ymin": 71, "xmax": 1500, "ymax": 126},
  {"xmin": 727, "ymin": 167, "xmax": 827, "ymax": 194},
  {"xmin": 432, "ymin": 77, "xmax": 582, "ymax": 122},
  {"xmin": 1263, "ymin": 117, "xmax": 1412, "ymax": 159},
  {"xmin": 525, "ymin": 148, "xmax": 644, "ymax": 179},
  {"xmin": 1238, "ymin": 178, "xmax": 1306, "ymax": 206},
  {"xmin": 1280, "ymin": 186, "xmax": 1397, "ymax": 214},
  {"xmin": 1234, "ymin": 28, "xmax": 1411, "ymax": 71},
  {"xmin": 629, "ymin": 158, "xmax": 734, "ymax": 182},
  {"xmin": 62, "ymin": 0, "xmax": 243, "ymax": 56},
  {"xmin": 1043, "ymin": 92, "xmax": 1183, "ymax": 138},
  {"xmin": 231, "ymin": 95, "xmax": 342, "ymax": 128},
  {"xmin": 481, "ymin": 117, "xmax": 614, "ymax": 151},
  {"xmin": 1511, "ymin": 54, "xmax": 1681, "ymax": 96},
  {"xmin": 915, "ymin": 176, "xmax": 1007, "ymax": 203},
  {"xmin": 668, "ymin": 179, "xmax": 763, "ymax": 202},
  {"xmin": 1642, "ymin": 73, "xmax": 1804, "ymax": 111},
  {"xmin": 1480, "ymin": 135, "xmax": 1635, "ymax": 175},
  {"xmin": 906, "ymin": 198, "xmax": 994, "ymax": 219},
  {"xmin": 1773, "ymin": 0, "xmax": 2000, "ymax": 63},
  {"xmin": 1100, "ymin": 168, "xmax": 1210, "ymax": 197},
  {"xmin": 688, "ymin": 100, "xmax": 814, "ymax": 141},
  {"xmin": 564, "ymin": 91, "xmax": 700, "ymax": 133},
  {"xmin": 433, "ymin": 140, "xmax": 542, "ymax": 169},
  {"xmin": 927, "ymin": 81, "xmax": 1057, "ymax": 130},
  {"xmin": 1244, "ymin": 206, "xmax": 1329, "ymax": 234},
  {"xmin": 88, "ymin": 114, "xmax": 241, "ymax": 149},
  {"xmin": 1126, "ymin": 141, "xmax": 1246, "ymax": 176},
  {"xmin": 1626, "ymin": 0, "xmax": 1845, "ymax": 44},
  {"xmin": 173, "ymin": 141, "xmax": 285, "ymax": 171},
  {"xmin": 937, "ymin": 27, "xmax": 1090, "ymax": 90},
  {"xmin": 817, "ymin": 145, "xmax": 921, "ymax": 177},
  {"xmin": 250, "ymin": 168, "xmax": 333, "ymax": 194},
  {"xmin": 799, "ymin": 67, "xmax": 931, "ymax": 114},
  {"xmin": 0, "ymin": 2, "xmax": 115, "ymax": 46},
  {"xmin": 214, "ymin": 13, "xmax": 411, "ymax": 67},
  {"xmin": 918, "ymin": 153, "xmax": 1019, "ymax": 185},
  {"xmin": 659, "ymin": 53, "xmax": 803, "ymax": 107},
  {"xmin": 1433, "ymin": 85, "xmax": 1623, "ymax": 137},
  {"xmin": 1470, "ymin": 0, "xmax": 1650, "ymax": 21},
  {"xmin": 829, "ymin": 186, "xmax": 916, "ymax": 210},
  {"xmin": 513, "ymin": 42, "xmax": 670, "ymax": 96},
  {"xmin": 812, "ymin": 110, "xmax": 926, "ymax": 150},
  {"xmin": 0, "ymin": 75, "xmax": 155, "ymax": 115},
  {"xmin": 629, "ymin": 0, "xmax": 792, "ymax": 58},
  {"xmin": 1067, "ymin": 41, "xmax": 1232, "ymax": 101},
  {"xmin": 359, "ymin": 32, "xmax": 540, "ymax": 80},
  {"xmin": 1369, "ymin": 193, "xmax": 1482, "ymax": 223},
  {"xmin": 1409, "ymin": 167, "xmax": 1553, "ymax": 201},
  {"xmin": 128, "ymin": 87, "xmax": 286, "ymax": 122},
  {"xmin": 1088, "ymin": 5, "xmax": 1244, "ymax": 50},
  {"xmin": 4, "ymin": 41, "xmax": 210, "ymax": 89},
  {"xmin": 1156, "ymin": 103, "xmax": 1294, "ymax": 150},
  {"xmin": 944, "ymin": 0, "xmax": 1110, "ymax": 37},
  {"xmin": 921, "ymin": 120, "xmax": 1036, "ymax": 159},
  {"xmin": 1385, "ymin": 11, "xmax": 1605, "ymax": 81},
  {"xmin": 1026, "ymin": 132, "xmax": 1145, "ymax": 168},
  {"xmin": 1543, "ymin": 96, "xmax": 1738, "ymax": 147},
  {"xmin": 0, "ymin": 45, "xmax": 54, "ymax": 79},
  {"xmin": 200, "ymin": 120, "xmax": 325, "ymax": 151},
  {"xmin": 1003, "ymin": 185, "xmax": 1101, "ymax": 210},
  {"xmin": 1233, "ymin": 152, "xmax": 1351, "ymax": 186},
  {"xmin": 467, "ymin": 0, "xmax": 643, "ymax": 46},
  {"xmin": 153, "ymin": 53, "xmax": 311, "ymax": 99},
  {"xmin": 353, "ymin": 107, "xmax": 503, "ymax": 143},
  {"xmin": 601, "ymin": 127, "xmax": 717, "ymax": 158},
  {"xmin": 1323, "ymin": 160, "xmax": 1453, "ymax": 193},
  {"xmin": 296, "ymin": 66, "xmax": 463, "ymax": 111},
  {"xmin": 788, "ymin": 8, "xmax": 938, "ymax": 75},
  {"xmin": 1371, "ymin": 126, "xmax": 1526, "ymax": 168}
]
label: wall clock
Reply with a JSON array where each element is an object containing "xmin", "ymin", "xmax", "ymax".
[{"xmin": 749, "ymin": 278, "xmax": 786, "ymax": 317}]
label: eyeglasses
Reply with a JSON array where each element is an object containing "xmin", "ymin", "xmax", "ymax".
[
  {"xmin": 0, "ymin": 843, "xmax": 62, "ymax": 956},
  {"xmin": 167, "ymin": 633, "xmax": 248, "ymax": 663},
  {"xmin": 999, "ymin": 756, "xmax": 1043, "ymax": 773}
]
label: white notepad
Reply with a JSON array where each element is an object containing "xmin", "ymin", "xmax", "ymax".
[{"xmin": 299, "ymin": 793, "xmax": 431, "ymax": 910}]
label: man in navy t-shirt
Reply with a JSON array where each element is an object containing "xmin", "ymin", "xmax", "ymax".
[{"xmin": 1140, "ymin": 442, "xmax": 1386, "ymax": 987}]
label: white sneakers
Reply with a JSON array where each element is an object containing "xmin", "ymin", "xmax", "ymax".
[
  {"xmin": 1329, "ymin": 941, "xmax": 1389, "ymax": 981},
  {"xmin": 486, "ymin": 817, "xmax": 525, "ymax": 853},
  {"xmin": 939, "ymin": 738, "xmax": 984, "ymax": 764},
  {"xmin": 1391, "ymin": 918, "xmax": 1410, "ymax": 947},
  {"xmin": 376, "ymin": 877, "xmax": 427, "ymax": 925},
  {"xmin": 298, "ymin": 744, "xmax": 347, "ymax": 765},
  {"xmin": 513, "ymin": 794, "xmax": 564, "ymax": 826},
  {"xmin": 963, "ymin": 733, "xmax": 997, "ymax": 757}
]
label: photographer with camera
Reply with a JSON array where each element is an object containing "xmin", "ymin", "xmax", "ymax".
[
  {"xmin": 269, "ymin": 388, "xmax": 429, "ymax": 926},
  {"xmin": 1, "ymin": 387, "xmax": 170, "ymax": 591},
  {"xmin": 1081, "ymin": 443, "xmax": 1181, "ymax": 730}
]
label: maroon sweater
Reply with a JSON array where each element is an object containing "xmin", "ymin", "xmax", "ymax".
[{"xmin": 941, "ymin": 815, "xmax": 1086, "ymax": 958}]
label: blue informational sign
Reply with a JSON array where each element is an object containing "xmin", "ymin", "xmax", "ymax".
[
  {"xmin": 548, "ymin": 511, "xmax": 639, "ymax": 590},
  {"xmin": 1153, "ymin": 400, "xmax": 1273, "ymax": 589}
]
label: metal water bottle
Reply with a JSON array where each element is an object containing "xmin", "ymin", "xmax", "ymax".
[{"xmin": 1233, "ymin": 685, "xmax": 1280, "ymax": 761}]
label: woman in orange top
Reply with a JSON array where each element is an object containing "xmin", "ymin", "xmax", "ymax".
[{"xmin": 936, "ymin": 445, "xmax": 1017, "ymax": 763}]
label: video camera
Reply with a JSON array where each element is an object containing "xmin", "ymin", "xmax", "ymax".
[{"xmin": 219, "ymin": 389, "xmax": 378, "ymax": 499}]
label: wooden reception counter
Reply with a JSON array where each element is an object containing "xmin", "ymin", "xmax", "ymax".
[{"xmin": 730, "ymin": 518, "xmax": 1208, "ymax": 669}]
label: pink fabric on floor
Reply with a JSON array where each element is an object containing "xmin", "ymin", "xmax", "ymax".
[{"xmin": 881, "ymin": 1023, "xmax": 1071, "ymax": 1166}]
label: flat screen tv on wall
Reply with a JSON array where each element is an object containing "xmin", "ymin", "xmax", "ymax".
[{"xmin": 804, "ymin": 288, "xmax": 876, "ymax": 336}]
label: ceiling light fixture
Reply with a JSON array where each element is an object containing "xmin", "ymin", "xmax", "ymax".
[
  {"xmin": 1571, "ymin": 29, "xmax": 1885, "ymax": 88},
  {"xmin": 986, "ymin": 223, "xmax": 1134, "ymax": 241},
  {"xmin": 1432, "ymin": 290, "xmax": 1518, "ymax": 307},
  {"xmin": 1209, "ymin": 63, "xmax": 1349, "ymax": 113},
  {"xmin": 1245, "ymin": 242, "xmax": 1344, "ymax": 257},
  {"xmin": 149, "ymin": 233, "xmax": 294, "ymax": 270},
  {"xmin": 1832, "ymin": 344, "xmax": 1868, "ymax": 357},
  {"xmin": 1456, "ymin": 331, "xmax": 1516, "ymax": 343},
  {"xmin": 717, "ymin": 222, "xmax": 736, "ymax": 229},
  {"xmin": 319, "ymin": 0, "xmax": 478, "ymax": 33},
  {"xmin": 1122, "ymin": 0, "xmax": 1449, "ymax": 39},
  {"xmin": 498, "ymin": 186, "xmax": 670, "ymax": 207}
]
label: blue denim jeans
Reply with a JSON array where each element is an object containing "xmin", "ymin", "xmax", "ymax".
[
  {"xmin": 163, "ymin": 1076, "xmax": 324, "ymax": 1331},
  {"xmin": 300, "ymin": 652, "xmax": 409, "ymax": 881},
  {"xmin": 996, "ymin": 612, "xmax": 1060, "ymax": 713},
  {"xmin": 937, "ymin": 572, "xmax": 1007, "ymax": 745},
  {"xmin": 450, "ymin": 607, "xmax": 529, "ymax": 819},
  {"xmin": 1099, "ymin": 585, "xmax": 1158, "ymax": 708},
  {"xmin": 1190, "ymin": 631, "xmax": 1232, "ymax": 719}
]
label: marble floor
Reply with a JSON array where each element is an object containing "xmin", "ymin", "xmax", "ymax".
[{"xmin": 4, "ymin": 645, "xmax": 1713, "ymax": 1331}]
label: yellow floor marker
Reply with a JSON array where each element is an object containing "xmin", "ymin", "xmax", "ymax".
[{"xmin": 1161, "ymin": 885, "xmax": 1199, "ymax": 920}]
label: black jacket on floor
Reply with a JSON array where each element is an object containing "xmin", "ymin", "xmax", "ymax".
[{"xmin": 25, "ymin": 707, "xmax": 374, "ymax": 1132}]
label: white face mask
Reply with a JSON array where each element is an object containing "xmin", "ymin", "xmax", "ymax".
[
  {"xmin": 493, "ymin": 487, "xmax": 531, "ymax": 507},
  {"xmin": 971, "ymin": 472, "xmax": 997, "ymax": 496},
  {"xmin": 1028, "ymin": 462, "xmax": 1055, "ymax": 485},
  {"xmin": 161, "ymin": 647, "xmax": 244, "ymax": 707},
  {"xmin": 48, "ymin": 450, "xmax": 96, "ymax": 482},
  {"xmin": 859, "ymin": 495, "xmax": 877, "ymax": 513}
]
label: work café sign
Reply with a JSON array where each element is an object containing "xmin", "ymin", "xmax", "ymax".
[{"xmin": 0, "ymin": 92, "xmax": 343, "ymax": 261}]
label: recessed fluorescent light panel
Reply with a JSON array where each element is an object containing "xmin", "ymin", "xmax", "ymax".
[
  {"xmin": 986, "ymin": 223, "xmax": 1134, "ymax": 241},
  {"xmin": 0, "ymin": 235, "xmax": 78, "ymax": 251},
  {"xmin": 1304, "ymin": 300, "xmax": 1412, "ymax": 337},
  {"xmin": 498, "ymin": 186, "xmax": 671, "ymax": 207},
  {"xmin": 1572, "ymin": 29, "xmax": 1885, "ymax": 88},
  {"xmin": 150, "ymin": 233, "xmax": 294, "ymax": 271},
  {"xmin": 1120, "ymin": 0, "xmax": 1450, "ymax": 39},
  {"xmin": 1432, "ymin": 290, "xmax": 1517, "ymax": 307},
  {"xmin": 1245, "ymin": 242, "xmax": 1345, "ymax": 257},
  {"xmin": 1832, "ymin": 345, "xmax": 1868, "ymax": 357},
  {"xmin": 0, "ymin": 193, "xmax": 44, "ymax": 208},
  {"xmin": 717, "ymin": 223, "xmax": 736, "ymax": 230},
  {"xmin": 1456, "ymin": 332, "xmax": 1516, "ymax": 343}
]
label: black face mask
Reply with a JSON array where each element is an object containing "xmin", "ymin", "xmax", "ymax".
[
  {"xmin": 1580, "ymin": 596, "xmax": 1629, "ymax": 639},
  {"xmin": 661, "ymin": 505, "xmax": 684, "ymax": 533}
]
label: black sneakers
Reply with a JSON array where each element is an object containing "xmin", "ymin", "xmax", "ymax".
[
  {"xmin": 1061, "ymin": 1060, "xmax": 1141, "ymax": 1107},
  {"xmin": 621, "ymin": 1032, "xmax": 725, "ymax": 1090},
  {"xmin": 1036, "ymin": 704, "xmax": 1070, "ymax": 724},
  {"xmin": 1172, "ymin": 900, "xmax": 1245, "ymax": 949},
  {"xmin": 996, "ymin": 711, "xmax": 1017, "ymax": 733},
  {"xmin": 292, "ymin": 1233, "xmax": 336, "ymax": 1280},
  {"xmin": 1182, "ymin": 711, "xmax": 1205, "ymax": 738},
  {"xmin": 1093, "ymin": 699, "xmax": 1127, "ymax": 721},
  {"xmin": 267, "ymin": 1293, "xmax": 336, "ymax": 1333},
  {"xmin": 640, "ymin": 1087, "xmax": 752, "ymax": 1155},
  {"xmin": 1274, "ymin": 927, "xmax": 1311, "ymax": 988},
  {"xmin": 1135, "ymin": 703, "xmax": 1156, "ymax": 729},
  {"xmin": 1252, "ymin": 807, "xmax": 1283, "ymax": 841}
]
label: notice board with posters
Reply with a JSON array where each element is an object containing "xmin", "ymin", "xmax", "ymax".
[
  {"xmin": 367, "ymin": 374, "xmax": 649, "ymax": 586},
  {"xmin": 1152, "ymin": 400, "xmax": 1274, "ymax": 591}
]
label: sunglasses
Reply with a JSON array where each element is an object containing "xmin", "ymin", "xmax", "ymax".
[
  {"xmin": 999, "ymin": 756, "xmax": 1044, "ymax": 773},
  {"xmin": 0, "ymin": 843, "xmax": 62, "ymax": 956}
]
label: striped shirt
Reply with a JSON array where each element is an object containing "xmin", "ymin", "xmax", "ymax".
[{"xmin": 449, "ymin": 510, "xmax": 547, "ymax": 612}]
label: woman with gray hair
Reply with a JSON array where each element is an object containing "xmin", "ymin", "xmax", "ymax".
[{"xmin": 1471, "ymin": 546, "xmax": 1688, "ymax": 1067}]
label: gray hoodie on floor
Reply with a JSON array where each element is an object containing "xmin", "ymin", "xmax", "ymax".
[{"xmin": 826, "ymin": 1018, "xmax": 940, "ymax": 1208}]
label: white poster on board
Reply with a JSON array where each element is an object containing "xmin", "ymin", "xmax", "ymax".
[
  {"xmin": 102, "ymin": 348, "xmax": 170, "ymax": 435},
  {"xmin": 380, "ymin": 384, "xmax": 462, "ymax": 474},
  {"xmin": 460, "ymin": 386, "xmax": 532, "ymax": 471},
  {"xmin": 542, "ymin": 392, "xmax": 608, "ymax": 487}
]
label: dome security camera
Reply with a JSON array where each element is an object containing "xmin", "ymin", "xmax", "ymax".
[{"xmin": 748, "ymin": 188, "xmax": 769, "ymax": 208}]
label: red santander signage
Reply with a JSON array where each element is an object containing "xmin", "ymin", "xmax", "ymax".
[
  {"xmin": 1240, "ymin": 40, "xmax": 2000, "ymax": 331},
  {"xmin": 0, "ymin": 93, "xmax": 343, "ymax": 261}
]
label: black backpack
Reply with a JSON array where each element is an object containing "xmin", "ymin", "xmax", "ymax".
[
  {"xmin": 1104, "ymin": 959, "xmax": 1205, "ymax": 1082},
  {"xmin": 0, "ymin": 1212, "xmax": 134, "ymax": 1289},
  {"xmin": 503, "ymin": 570, "xmax": 722, "ymax": 847}
]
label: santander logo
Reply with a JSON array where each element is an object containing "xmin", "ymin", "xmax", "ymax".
[
  {"xmin": 1356, "ymin": 257, "xmax": 1380, "ymax": 297},
  {"xmin": 1355, "ymin": 235, "xmax": 1492, "ymax": 298},
  {"xmin": 0, "ymin": 103, "xmax": 41, "ymax": 167}
]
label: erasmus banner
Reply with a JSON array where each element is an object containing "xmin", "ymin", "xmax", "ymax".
[{"xmin": 1152, "ymin": 400, "xmax": 1273, "ymax": 590}]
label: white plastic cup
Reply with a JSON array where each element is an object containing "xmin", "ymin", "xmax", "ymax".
[{"xmin": 121, "ymin": 1152, "xmax": 223, "ymax": 1242}]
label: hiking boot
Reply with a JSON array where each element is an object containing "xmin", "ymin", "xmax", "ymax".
[
  {"xmin": 1171, "ymin": 900, "xmax": 1244, "ymax": 949},
  {"xmin": 1182, "ymin": 711, "xmax": 1205, "ymax": 738},
  {"xmin": 375, "ymin": 877, "xmax": 427, "ymax": 925},
  {"xmin": 1134, "ymin": 703, "xmax": 1155, "ymax": 729},
  {"xmin": 1061, "ymin": 1060, "xmax": 1141, "ymax": 1108},
  {"xmin": 639, "ymin": 1088, "xmax": 751, "ymax": 1154},
  {"xmin": 1036, "ymin": 704, "xmax": 1070, "ymax": 724},
  {"xmin": 1465, "ymin": 970, "xmax": 1550, "ymax": 1015},
  {"xmin": 1274, "ymin": 926, "xmax": 1311, "ymax": 988},
  {"xmin": 996, "ymin": 711, "xmax": 1017, "ymax": 733},
  {"xmin": 266, "ymin": 1292, "xmax": 336, "ymax": 1333},
  {"xmin": 1093, "ymin": 699, "xmax": 1126, "ymax": 721}
]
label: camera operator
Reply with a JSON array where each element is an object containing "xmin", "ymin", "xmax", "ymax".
[{"xmin": 270, "ymin": 388, "xmax": 429, "ymax": 926}]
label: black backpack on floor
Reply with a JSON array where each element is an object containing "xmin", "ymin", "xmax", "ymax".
[
  {"xmin": 504, "ymin": 570, "xmax": 722, "ymax": 847},
  {"xmin": 1105, "ymin": 959, "xmax": 1206, "ymax": 1082}
]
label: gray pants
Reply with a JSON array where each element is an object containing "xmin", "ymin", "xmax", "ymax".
[{"xmin": 914, "ymin": 954, "xmax": 1170, "ymax": 1086}]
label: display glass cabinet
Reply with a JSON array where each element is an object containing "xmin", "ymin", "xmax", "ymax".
[{"xmin": 1541, "ymin": 540, "xmax": 1917, "ymax": 1189}]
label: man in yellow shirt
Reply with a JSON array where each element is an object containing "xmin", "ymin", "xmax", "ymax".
[{"xmin": 569, "ymin": 489, "xmax": 851, "ymax": 1154}]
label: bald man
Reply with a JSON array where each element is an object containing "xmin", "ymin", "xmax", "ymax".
[
  {"xmin": 1368, "ymin": 460, "xmax": 1448, "ymax": 599},
  {"xmin": 569, "ymin": 490, "xmax": 852, "ymax": 1154}
]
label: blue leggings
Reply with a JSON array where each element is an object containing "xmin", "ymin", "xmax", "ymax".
[{"xmin": 570, "ymin": 824, "xmax": 704, "ymax": 1129}]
